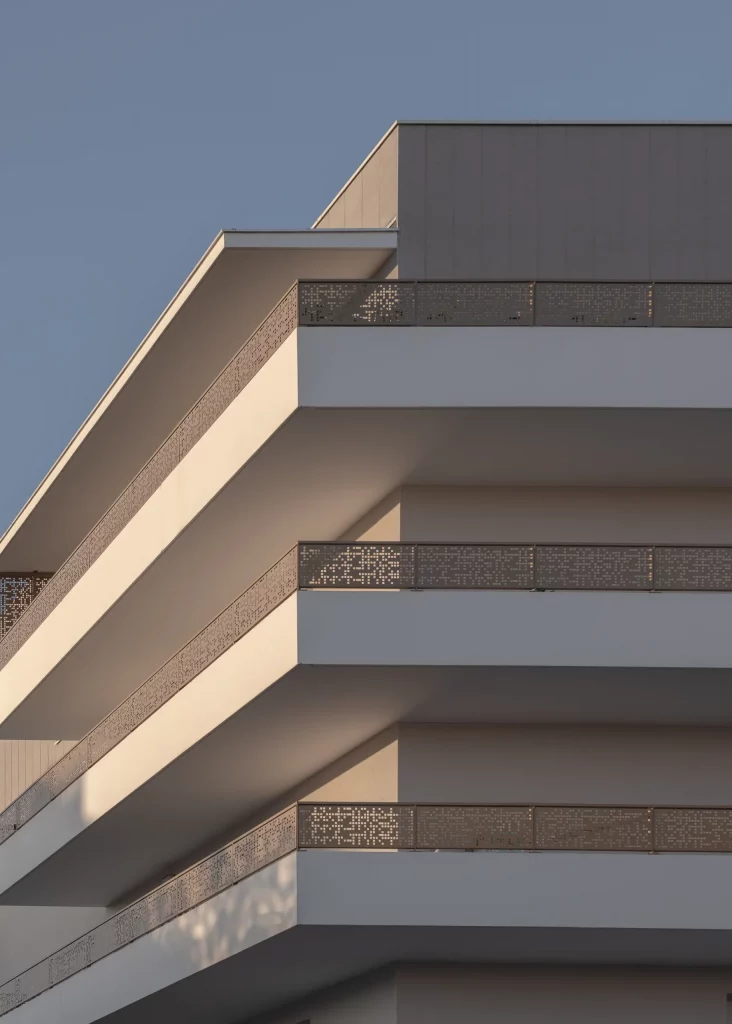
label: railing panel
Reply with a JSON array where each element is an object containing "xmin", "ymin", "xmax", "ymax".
[
  {"xmin": 0, "ymin": 574, "xmax": 52, "ymax": 639},
  {"xmin": 299, "ymin": 281, "xmax": 416, "ymax": 326},
  {"xmin": 534, "ymin": 282, "xmax": 653, "ymax": 327},
  {"xmin": 416, "ymin": 544, "xmax": 534, "ymax": 589},
  {"xmin": 534, "ymin": 806, "xmax": 653, "ymax": 851},
  {"xmin": 298, "ymin": 803, "xmax": 415, "ymax": 849},
  {"xmin": 654, "ymin": 807, "xmax": 732, "ymax": 852},
  {"xmin": 299, "ymin": 542, "xmax": 416, "ymax": 589},
  {"xmin": 416, "ymin": 805, "xmax": 533, "ymax": 850},
  {"xmin": 653, "ymin": 283, "xmax": 732, "ymax": 327},
  {"xmin": 535, "ymin": 545, "xmax": 653, "ymax": 590},
  {"xmin": 417, "ymin": 282, "xmax": 533, "ymax": 326},
  {"xmin": 653, "ymin": 546, "xmax": 732, "ymax": 591}
]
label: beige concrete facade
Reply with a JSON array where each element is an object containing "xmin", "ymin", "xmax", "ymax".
[{"xmin": 346, "ymin": 485, "xmax": 732, "ymax": 543}]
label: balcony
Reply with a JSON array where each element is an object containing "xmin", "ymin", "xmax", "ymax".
[
  {"xmin": 3, "ymin": 801, "xmax": 732, "ymax": 1022},
  {"xmin": 3, "ymin": 542, "xmax": 732, "ymax": 908},
  {"xmin": 2, "ymin": 280, "xmax": 731, "ymax": 675},
  {"xmin": 3, "ymin": 540, "xmax": 732, "ymax": 842},
  {"xmin": 4, "ymin": 280, "xmax": 732, "ymax": 745}
]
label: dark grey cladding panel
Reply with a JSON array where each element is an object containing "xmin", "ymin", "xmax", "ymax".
[{"xmin": 396, "ymin": 123, "xmax": 732, "ymax": 281}]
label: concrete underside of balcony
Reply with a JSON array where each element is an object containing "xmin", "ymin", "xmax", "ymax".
[
  {"xmin": 4, "ymin": 590, "xmax": 732, "ymax": 907},
  {"xmin": 11, "ymin": 850, "xmax": 732, "ymax": 1024},
  {"xmin": 4, "ymin": 325, "xmax": 732, "ymax": 740}
]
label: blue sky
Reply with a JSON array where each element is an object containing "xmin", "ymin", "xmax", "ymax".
[{"xmin": 1, "ymin": 0, "xmax": 731, "ymax": 532}]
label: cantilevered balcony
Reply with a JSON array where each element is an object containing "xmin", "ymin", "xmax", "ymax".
[
  {"xmin": 3, "ymin": 280, "xmax": 732, "ymax": 742},
  {"xmin": 3, "ymin": 542, "xmax": 732, "ymax": 908},
  {"xmin": 3, "ymin": 802, "xmax": 732, "ymax": 1024}
]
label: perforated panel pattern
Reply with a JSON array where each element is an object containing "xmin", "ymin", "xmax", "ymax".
[
  {"xmin": 299, "ymin": 282, "xmax": 416, "ymax": 325},
  {"xmin": 0, "ymin": 286, "xmax": 299, "ymax": 674},
  {"xmin": 299, "ymin": 543, "xmax": 416, "ymax": 588},
  {"xmin": 535, "ymin": 282, "xmax": 652, "ymax": 326},
  {"xmin": 416, "ymin": 805, "xmax": 533, "ymax": 849},
  {"xmin": 653, "ymin": 547, "xmax": 732, "ymax": 591},
  {"xmin": 298, "ymin": 803, "xmax": 416, "ymax": 848},
  {"xmin": 535, "ymin": 546, "xmax": 653, "ymax": 590},
  {"xmin": 416, "ymin": 544, "xmax": 534, "ymax": 589},
  {"xmin": 0, "ymin": 574, "xmax": 52, "ymax": 639},
  {"xmin": 0, "ymin": 807, "xmax": 297, "ymax": 1017},
  {"xmin": 299, "ymin": 543, "xmax": 732, "ymax": 593},
  {"xmin": 654, "ymin": 283, "xmax": 732, "ymax": 327},
  {"xmin": 654, "ymin": 808, "xmax": 732, "ymax": 852},
  {"xmin": 417, "ymin": 282, "xmax": 534, "ymax": 326},
  {"xmin": 534, "ymin": 807, "xmax": 653, "ymax": 851},
  {"xmin": 0, "ymin": 549, "xmax": 298, "ymax": 849}
]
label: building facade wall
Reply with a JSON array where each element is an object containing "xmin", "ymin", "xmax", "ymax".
[
  {"xmin": 316, "ymin": 127, "xmax": 398, "ymax": 230},
  {"xmin": 396, "ymin": 965, "xmax": 732, "ymax": 1024},
  {"xmin": 341, "ymin": 485, "xmax": 732, "ymax": 545},
  {"xmin": 399, "ymin": 485, "xmax": 732, "ymax": 544},
  {"xmin": 0, "ymin": 906, "xmax": 109, "ymax": 986},
  {"xmin": 396, "ymin": 123, "xmax": 732, "ymax": 280},
  {"xmin": 243, "ymin": 720, "xmax": 732, "ymax": 833},
  {"xmin": 396, "ymin": 723, "xmax": 732, "ymax": 806},
  {"xmin": 0, "ymin": 740, "xmax": 75, "ymax": 813},
  {"xmin": 250, "ymin": 970, "xmax": 397, "ymax": 1024}
]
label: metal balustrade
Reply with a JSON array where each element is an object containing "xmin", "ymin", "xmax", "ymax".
[
  {"xmin": 0, "ymin": 278, "xmax": 729, "ymax": 669},
  {"xmin": 298, "ymin": 280, "xmax": 732, "ymax": 327},
  {"xmin": 2, "ymin": 800, "xmax": 732, "ymax": 1015},
  {"xmin": 297, "ymin": 541, "xmax": 732, "ymax": 592},
  {"xmin": 2, "ymin": 541, "xmax": 732, "ymax": 852},
  {"xmin": 0, "ymin": 574, "xmax": 52, "ymax": 639}
]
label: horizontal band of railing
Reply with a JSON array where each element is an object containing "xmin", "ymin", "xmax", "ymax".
[
  {"xmin": 297, "ymin": 278, "xmax": 732, "ymax": 284},
  {"xmin": 296, "ymin": 280, "xmax": 732, "ymax": 320},
  {"xmin": 296, "ymin": 801, "xmax": 732, "ymax": 809},
  {"xmin": 4, "ymin": 540, "xmax": 732, "ymax": 850},
  {"xmin": 3, "ymin": 800, "xmax": 732, "ymax": 1017},
  {"xmin": 0, "ymin": 283, "xmax": 299, "ymax": 669},
  {"xmin": 298, "ymin": 541, "xmax": 732, "ymax": 592},
  {"xmin": 299, "ymin": 540, "xmax": 732, "ymax": 549},
  {"xmin": 0, "ymin": 547, "xmax": 299, "ymax": 849}
]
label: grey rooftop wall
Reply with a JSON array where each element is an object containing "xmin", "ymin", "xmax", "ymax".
[{"xmin": 317, "ymin": 123, "xmax": 732, "ymax": 282}]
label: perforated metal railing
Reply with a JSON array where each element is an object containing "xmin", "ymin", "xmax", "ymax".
[
  {"xmin": 1, "ymin": 279, "xmax": 730, "ymax": 672},
  {"xmin": 297, "ymin": 541, "xmax": 732, "ymax": 592},
  {"xmin": 2, "ymin": 800, "xmax": 732, "ymax": 1016},
  {"xmin": 298, "ymin": 280, "xmax": 732, "ymax": 327},
  {"xmin": 296, "ymin": 802, "xmax": 732, "ymax": 853},
  {"xmin": 0, "ymin": 574, "xmax": 52, "ymax": 639},
  {"xmin": 2, "ymin": 541, "xmax": 732, "ymax": 852}
]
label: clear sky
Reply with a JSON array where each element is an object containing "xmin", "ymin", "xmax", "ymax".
[{"xmin": 1, "ymin": 0, "xmax": 731, "ymax": 534}]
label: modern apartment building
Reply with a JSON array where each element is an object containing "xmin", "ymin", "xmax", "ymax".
[{"xmin": 2, "ymin": 121, "xmax": 732, "ymax": 1022}]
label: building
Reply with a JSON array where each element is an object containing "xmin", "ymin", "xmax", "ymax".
[{"xmin": 1, "ymin": 121, "xmax": 732, "ymax": 1022}]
